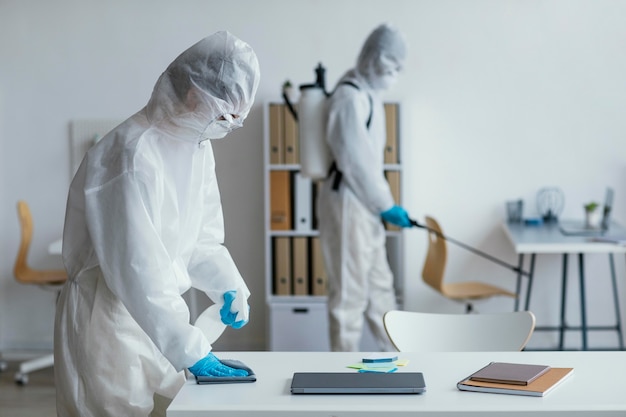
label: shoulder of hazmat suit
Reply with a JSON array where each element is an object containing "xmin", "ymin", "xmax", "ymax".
[{"xmin": 54, "ymin": 31, "xmax": 260, "ymax": 417}]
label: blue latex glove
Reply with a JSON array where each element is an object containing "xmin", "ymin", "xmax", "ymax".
[
  {"xmin": 220, "ymin": 290, "xmax": 249, "ymax": 329},
  {"xmin": 188, "ymin": 352, "xmax": 249, "ymax": 377},
  {"xmin": 381, "ymin": 205, "xmax": 413, "ymax": 228}
]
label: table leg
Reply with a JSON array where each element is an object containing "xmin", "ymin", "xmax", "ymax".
[
  {"xmin": 609, "ymin": 254, "xmax": 624, "ymax": 350},
  {"xmin": 578, "ymin": 253, "xmax": 588, "ymax": 351},
  {"xmin": 524, "ymin": 254, "xmax": 536, "ymax": 311},
  {"xmin": 514, "ymin": 254, "xmax": 525, "ymax": 311},
  {"xmin": 559, "ymin": 254, "xmax": 568, "ymax": 350}
]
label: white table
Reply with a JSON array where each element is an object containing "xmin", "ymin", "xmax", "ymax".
[
  {"xmin": 167, "ymin": 350, "xmax": 626, "ymax": 416},
  {"xmin": 502, "ymin": 221, "xmax": 626, "ymax": 350}
]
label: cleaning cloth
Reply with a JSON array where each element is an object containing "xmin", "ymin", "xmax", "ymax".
[{"xmin": 195, "ymin": 359, "xmax": 257, "ymax": 384}]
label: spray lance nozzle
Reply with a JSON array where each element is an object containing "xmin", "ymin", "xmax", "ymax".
[
  {"xmin": 410, "ymin": 219, "xmax": 425, "ymax": 229},
  {"xmin": 282, "ymin": 80, "xmax": 298, "ymax": 121},
  {"xmin": 411, "ymin": 218, "xmax": 529, "ymax": 277}
]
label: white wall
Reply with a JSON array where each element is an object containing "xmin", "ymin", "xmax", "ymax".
[{"xmin": 1, "ymin": 0, "xmax": 625, "ymax": 353}]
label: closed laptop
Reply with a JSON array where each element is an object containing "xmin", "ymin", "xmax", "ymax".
[{"xmin": 290, "ymin": 372, "xmax": 426, "ymax": 394}]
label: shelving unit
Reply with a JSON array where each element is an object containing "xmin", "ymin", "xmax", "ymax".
[{"xmin": 264, "ymin": 102, "xmax": 404, "ymax": 351}]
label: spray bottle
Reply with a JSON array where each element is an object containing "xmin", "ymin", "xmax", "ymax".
[{"xmin": 282, "ymin": 63, "xmax": 332, "ymax": 179}]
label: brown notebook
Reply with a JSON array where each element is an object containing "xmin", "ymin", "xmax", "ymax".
[
  {"xmin": 469, "ymin": 362, "xmax": 550, "ymax": 385},
  {"xmin": 458, "ymin": 367, "xmax": 574, "ymax": 397}
]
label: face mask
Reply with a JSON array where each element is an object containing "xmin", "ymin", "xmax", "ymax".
[
  {"xmin": 370, "ymin": 54, "xmax": 401, "ymax": 90},
  {"xmin": 373, "ymin": 70, "xmax": 399, "ymax": 90},
  {"xmin": 200, "ymin": 115, "xmax": 243, "ymax": 141}
]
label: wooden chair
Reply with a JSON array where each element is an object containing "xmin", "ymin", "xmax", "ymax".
[
  {"xmin": 383, "ymin": 310, "xmax": 536, "ymax": 352},
  {"xmin": 12, "ymin": 200, "xmax": 67, "ymax": 384},
  {"xmin": 422, "ymin": 215, "xmax": 516, "ymax": 313}
]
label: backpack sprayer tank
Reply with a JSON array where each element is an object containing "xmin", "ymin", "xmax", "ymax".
[{"xmin": 282, "ymin": 63, "xmax": 332, "ymax": 180}]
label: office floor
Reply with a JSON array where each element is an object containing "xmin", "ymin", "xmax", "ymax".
[{"xmin": 0, "ymin": 361, "xmax": 56, "ymax": 417}]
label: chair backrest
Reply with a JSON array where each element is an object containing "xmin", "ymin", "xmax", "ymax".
[
  {"xmin": 383, "ymin": 310, "xmax": 536, "ymax": 352},
  {"xmin": 14, "ymin": 200, "xmax": 67, "ymax": 285},
  {"xmin": 421, "ymin": 215, "xmax": 447, "ymax": 292}
]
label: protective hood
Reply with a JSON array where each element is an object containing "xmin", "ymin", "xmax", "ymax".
[
  {"xmin": 356, "ymin": 24, "xmax": 406, "ymax": 91},
  {"xmin": 146, "ymin": 31, "xmax": 260, "ymax": 142}
]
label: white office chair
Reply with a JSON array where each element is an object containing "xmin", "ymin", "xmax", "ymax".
[{"xmin": 383, "ymin": 310, "xmax": 536, "ymax": 352}]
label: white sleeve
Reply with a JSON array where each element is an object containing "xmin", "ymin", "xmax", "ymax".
[{"xmin": 187, "ymin": 162, "xmax": 250, "ymax": 304}]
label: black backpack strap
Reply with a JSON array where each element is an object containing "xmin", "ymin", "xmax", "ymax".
[
  {"xmin": 339, "ymin": 81, "xmax": 373, "ymax": 129},
  {"xmin": 327, "ymin": 81, "xmax": 373, "ymax": 191},
  {"xmin": 327, "ymin": 161, "xmax": 343, "ymax": 191},
  {"xmin": 366, "ymin": 94, "xmax": 373, "ymax": 129}
]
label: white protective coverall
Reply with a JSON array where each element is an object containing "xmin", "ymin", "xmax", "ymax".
[
  {"xmin": 54, "ymin": 31, "xmax": 260, "ymax": 417},
  {"xmin": 317, "ymin": 24, "xmax": 407, "ymax": 352}
]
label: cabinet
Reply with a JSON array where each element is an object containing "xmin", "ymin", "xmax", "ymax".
[{"xmin": 264, "ymin": 102, "xmax": 404, "ymax": 351}]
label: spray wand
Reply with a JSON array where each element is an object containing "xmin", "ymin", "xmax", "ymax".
[{"xmin": 410, "ymin": 219, "xmax": 530, "ymax": 277}]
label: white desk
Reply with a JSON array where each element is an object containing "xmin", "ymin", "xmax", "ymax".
[
  {"xmin": 167, "ymin": 351, "xmax": 626, "ymax": 416},
  {"xmin": 502, "ymin": 221, "xmax": 626, "ymax": 350}
]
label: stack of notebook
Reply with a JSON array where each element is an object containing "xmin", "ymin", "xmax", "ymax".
[{"xmin": 457, "ymin": 362, "xmax": 573, "ymax": 397}]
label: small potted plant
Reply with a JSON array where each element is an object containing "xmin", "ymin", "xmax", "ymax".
[{"xmin": 584, "ymin": 201, "xmax": 600, "ymax": 228}]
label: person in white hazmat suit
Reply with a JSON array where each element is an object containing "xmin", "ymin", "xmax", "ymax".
[
  {"xmin": 54, "ymin": 31, "xmax": 260, "ymax": 417},
  {"xmin": 317, "ymin": 24, "xmax": 413, "ymax": 352}
]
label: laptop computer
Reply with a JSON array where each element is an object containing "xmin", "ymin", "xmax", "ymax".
[
  {"xmin": 560, "ymin": 187, "xmax": 614, "ymax": 236},
  {"xmin": 290, "ymin": 372, "xmax": 426, "ymax": 394}
]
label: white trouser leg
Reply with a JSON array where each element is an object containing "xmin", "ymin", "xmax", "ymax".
[{"xmin": 319, "ymin": 187, "xmax": 396, "ymax": 351}]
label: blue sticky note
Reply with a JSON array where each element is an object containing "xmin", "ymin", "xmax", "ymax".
[
  {"xmin": 358, "ymin": 367, "xmax": 398, "ymax": 373},
  {"xmin": 362, "ymin": 355, "xmax": 398, "ymax": 363}
]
